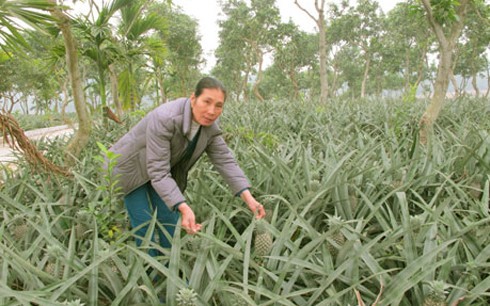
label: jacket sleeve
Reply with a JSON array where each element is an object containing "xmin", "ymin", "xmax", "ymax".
[
  {"xmin": 146, "ymin": 112, "xmax": 185, "ymax": 208},
  {"xmin": 205, "ymin": 135, "xmax": 251, "ymax": 195}
]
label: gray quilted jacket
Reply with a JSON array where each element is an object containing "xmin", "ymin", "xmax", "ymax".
[{"xmin": 109, "ymin": 97, "xmax": 250, "ymax": 209}]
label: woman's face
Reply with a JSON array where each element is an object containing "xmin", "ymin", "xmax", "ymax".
[{"xmin": 191, "ymin": 88, "xmax": 225, "ymax": 126}]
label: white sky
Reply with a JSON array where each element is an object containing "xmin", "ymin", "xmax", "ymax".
[{"xmin": 172, "ymin": 0, "xmax": 403, "ymax": 71}]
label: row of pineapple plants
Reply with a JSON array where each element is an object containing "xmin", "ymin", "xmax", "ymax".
[{"xmin": 0, "ymin": 96, "xmax": 489, "ymax": 305}]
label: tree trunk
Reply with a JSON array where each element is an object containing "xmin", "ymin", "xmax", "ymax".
[
  {"xmin": 49, "ymin": 0, "xmax": 91, "ymax": 164},
  {"xmin": 108, "ymin": 64, "xmax": 123, "ymax": 118},
  {"xmin": 404, "ymin": 49, "xmax": 411, "ymax": 93},
  {"xmin": 318, "ymin": 13, "xmax": 328, "ymax": 103},
  {"xmin": 252, "ymin": 49, "xmax": 265, "ymax": 102},
  {"xmin": 157, "ymin": 69, "xmax": 166, "ymax": 104},
  {"xmin": 60, "ymin": 77, "xmax": 69, "ymax": 123},
  {"xmin": 471, "ymin": 73, "xmax": 479, "ymax": 97},
  {"xmin": 361, "ymin": 56, "xmax": 371, "ymax": 98},
  {"xmin": 418, "ymin": 0, "xmax": 468, "ymax": 144},
  {"xmin": 295, "ymin": 0, "xmax": 328, "ymax": 103},
  {"xmin": 449, "ymin": 72, "xmax": 459, "ymax": 97},
  {"xmin": 486, "ymin": 62, "xmax": 490, "ymax": 97},
  {"xmin": 289, "ymin": 70, "xmax": 299, "ymax": 100}
]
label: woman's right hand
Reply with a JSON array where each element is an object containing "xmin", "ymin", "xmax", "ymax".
[{"xmin": 178, "ymin": 203, "xmax": 202, "ymax": 234}]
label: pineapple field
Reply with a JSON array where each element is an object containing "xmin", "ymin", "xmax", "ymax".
[{"xmin": 0, "ymin": 97, "xmax": 489, "ymax": 306}]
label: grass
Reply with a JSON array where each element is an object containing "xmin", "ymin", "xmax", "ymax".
[{"xmin": 0, "ymin": 96, "xmax": 489, "ymax": 305}]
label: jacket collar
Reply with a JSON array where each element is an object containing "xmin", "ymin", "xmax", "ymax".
[{"xmin": 183, "ymin": 98, "xmax": 193, "ymax": 138}]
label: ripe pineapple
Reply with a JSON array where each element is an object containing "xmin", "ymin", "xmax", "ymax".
[
  {"xmin": 327, "ymin": 215, "xmax": 346, "ymax": 256},
  {"xmin": 254, "ymin": 219, "xmax": 273, "ymax": 257},
  {"xmin": 176, "ymin": 287, "xmax": 198, "ymax": 306},
  {"xmin": 423, "ymin": 281, "xmax": 448, "ymax": 306}
]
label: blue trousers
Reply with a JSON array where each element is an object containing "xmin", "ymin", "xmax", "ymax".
[{"xmin": 124, "ymin": 182, "xmax": 180, "ymax": 257}]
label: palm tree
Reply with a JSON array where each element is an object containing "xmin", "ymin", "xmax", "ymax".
[
  {"xmin": 0, "ymin": 0, "xmax": 54, "ymax": 53},
  {"xmin": 72, "ymin": 0, "xmax": 133, "ymax": 118},
  {"xmin": 116, "ymin": 0, "xmax": 167, "ymax": 110}
]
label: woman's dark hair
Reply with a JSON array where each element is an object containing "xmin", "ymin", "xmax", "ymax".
[{"xmin": 194, "ymin": 77, "xmax": 227, "ymax": 101}]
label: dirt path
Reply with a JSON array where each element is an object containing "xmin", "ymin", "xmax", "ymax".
[{"xmin": 0, "ymin": 125, "xmax": 75, "ymax": 163}]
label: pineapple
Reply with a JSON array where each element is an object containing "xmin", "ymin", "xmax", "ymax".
[
  {"xmin": 468, "ymin": 180, "xmax": 482, "ymax": 200},
  {"xmin": 230, "ymin": 294, "xmax": 249, "ymax": 306},
  {"xmin": 188, "ymin": 235, "xmax": 203, "ymax": 252},
  {"xmin": 75, "ymin": 223, "xmax": 88, "ymax": 239},
  {"xmin": 176, "ymin": 287, "xmax": 198, "ymax": 306},
  {"xmin": 44, "ymin": 245, "xmax": 64, "ymax": 279},
  {"xmin": 12, "ymin": 221, "xmax": 29, "ymax": 240},
  {"xmin": 410, "ymin": 214, "xmax": 425, "ymax": 235},
  {"xmin": 423, "ymin": 281, "xmax": 448, "ymax": 306},
  {"xmin": 75, "ymin": 211, "xmax": 92, "ymax": 239},
  {"xmin": 254, "ymin": 219, "xmax": 273, "ymax": 257},
  {"xmin": 310, "ymin": 179, "xmax": 321, "ymax": 192},
  {"xmin": 326, "ymin": 215, "xmax": 346, "ymax": 256},
  {"xmin": 348, "ymin": 185, "xmax": 358, "ymax": 213}
]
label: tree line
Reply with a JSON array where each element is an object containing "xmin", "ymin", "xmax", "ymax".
[{"xmin": 0, "ymin": 0, "xmax": 489, "ymax": 159}]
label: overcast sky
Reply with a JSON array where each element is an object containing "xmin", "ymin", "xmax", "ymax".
[{"xmin": 172, "ymin": 0, "xmax": 403, "ymax": 71}]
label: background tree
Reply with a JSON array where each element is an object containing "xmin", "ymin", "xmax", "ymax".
[
  {"xmin": 214, "ymin": 0, "xmax": 252, "ymax": 100},
  {"xmin": 72, "ymin": 0, "xmax": 132, "ymax": 117},
  {"xmin": 294, "ymin": 0, "xmax": 329, "ymax": 103},
  {"xmin": 384, "ymin": 2, "xmax": 433, "ymax": 97},
  {"xmin": 215, "ymin": 0, "xmax": 281, "ymax": 102},
  {"xmin": 328, "ymin": 0, "xmax": 384, "ymax": 98},
  {"xmin": 417, "ymin": 0, "xmax": 471, "ymax": 144},
  {"xmin": 246, "ymin": 0, "xmax": 282, "ymax": 101},
  {"xmin": 264, "ymin": 23, "xmax": 317, "ymax": 100},
  {"xmin": 0, "ymin": 0, "xmax": 54, "ymax": 53},
  {"xmin": 452, "ymin": 2, "xmax": 490, "ymax": 97},
  {"xmin": 116, "ymin": 0, "xmax": 167, "ymax": 111},
  {"xmin": 163, "ymin": 9, "xmax": 202, "ymax": 99},
  {"xmin": 48, "ymin": 0, "xmax": 91, "ymax": 163}
]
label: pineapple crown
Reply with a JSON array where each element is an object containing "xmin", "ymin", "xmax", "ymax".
[
  {"xmin": 46, "ymin": 245, "xmax": 64, "ymax": 258},
  {"xmin": 255, "ymin": 219, "xmax": 269, "ymax": 234},
  {"xmin": 176, "ymin": 287, "xmax": 198, "ymax": 306},
  {"xmin": 62, "ymin": 299, "xmax": 85, "ymax": 306},
  {"xmin": 76, "ymin": 210, "xmax": 93, "ymax": 222},
  {"xmin": 425, "ymin": 280, "xmax": 449, "ymax": 298},
  {"xmin": 327, "ymin": 215, "xmax": 344, "ymax": 231}
]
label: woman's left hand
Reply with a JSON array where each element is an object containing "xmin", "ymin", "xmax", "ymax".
[{"xmin": 240, "ymin": 189, "xmax": 266, "ymax": 219}]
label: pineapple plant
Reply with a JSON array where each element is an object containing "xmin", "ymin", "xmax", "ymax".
[
  {"xmin": 176, "ymin": 287, "xmax": 198, "ymax": 306},
  {"xmin": 326, "ymin": 215, "xmax": 346, "ymax": 256},
  {"xmin": 423, "ymin": 281, "xmax": 448, "ymax": 306},
  {"xmin": 254, "ymin": 219, "xmax": 273, "ymax": 258}
]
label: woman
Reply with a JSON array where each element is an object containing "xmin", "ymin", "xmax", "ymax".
[{"xmin": 109, "ymin": 77, "xmax": 265, "ymax": 256}]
